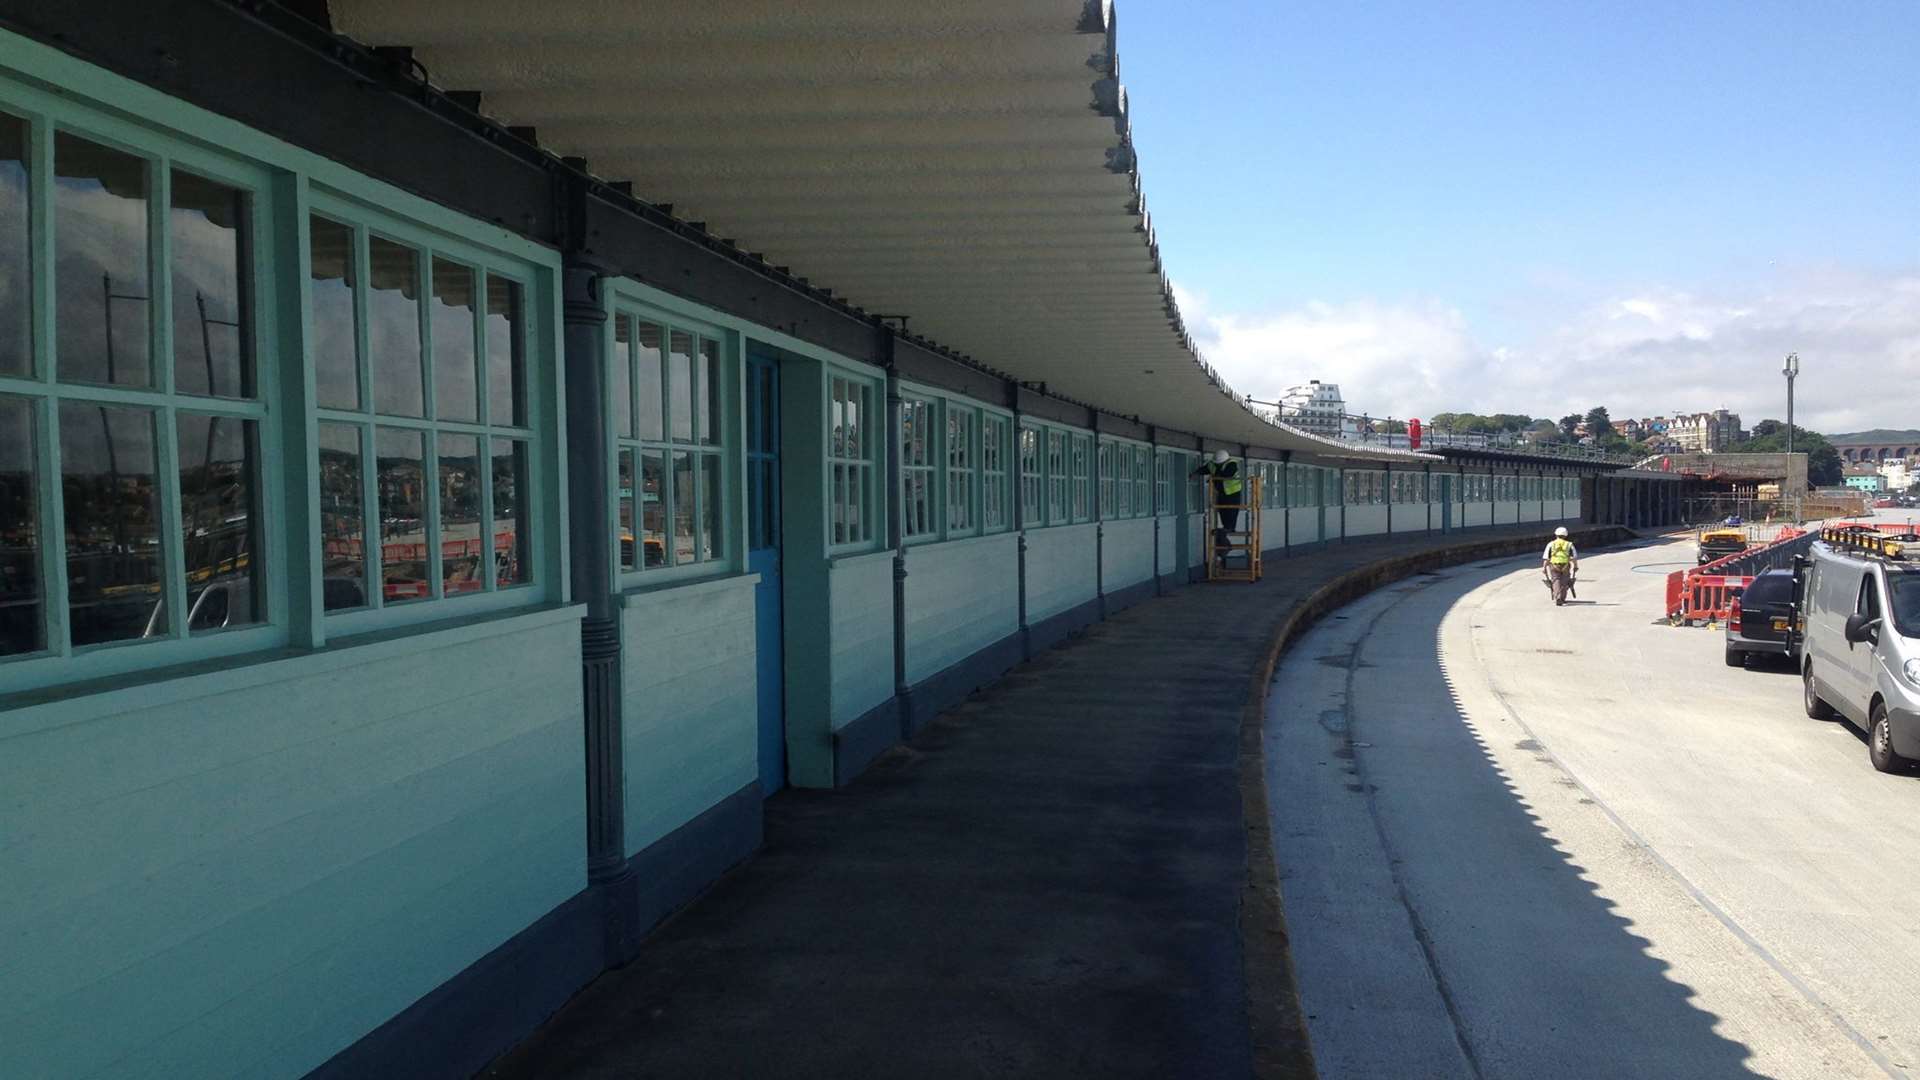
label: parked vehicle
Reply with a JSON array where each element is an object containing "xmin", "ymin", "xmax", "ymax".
[
  {"xmin": 1800, "ymin": 527, "xmax": 1920, "ymax": 773},
  {"xmin": 1724, "ymin": 568, "xmax": 1799, "ymax": 668},
  {"xmin": 1696, "ymin": 526, "xmax": 1748, "ymax": 565}
]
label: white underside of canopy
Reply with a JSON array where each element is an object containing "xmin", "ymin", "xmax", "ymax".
[{"xmin": 331, "ymin": 0, "xmax": 1427, "ymax": 462}]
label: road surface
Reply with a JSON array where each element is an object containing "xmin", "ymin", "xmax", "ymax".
[{"xmin": 1265, "ymin": 535, "xmax": 1920, "ymax": 1079}]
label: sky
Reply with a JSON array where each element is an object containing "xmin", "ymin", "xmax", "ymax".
[{"xmin": 1122, "ymin": 0, "xmax": 1920, "ymax": 434}]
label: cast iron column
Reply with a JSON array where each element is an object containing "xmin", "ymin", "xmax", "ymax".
[
  {"xmin": 1011, "ymin": 383, "xmax": 1030, "ymax": 656},
  {"xmin": 882, "ymin": 324, "xmax": 909, "ymax": 731}
]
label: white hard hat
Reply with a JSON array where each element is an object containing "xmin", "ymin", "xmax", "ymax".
[
  {"xmin": 1554, "ymin": 526, "xmax": 1569, "ymax": 537},
  {"xmin": 1213, "ymin": 449, "xmax": 1229, "ymax": 463}
]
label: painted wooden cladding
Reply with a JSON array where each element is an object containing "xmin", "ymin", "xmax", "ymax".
[{"xmin": 903, "ymin": 533, "xmax": 1019, "ymax": 685}]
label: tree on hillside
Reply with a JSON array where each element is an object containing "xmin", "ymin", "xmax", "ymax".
[
  {"xmin": 1488, "ymin": 413, "xmax": 1535, "ymax": 433},
  {"xmin": 1528, "ymin": 419, "xmax": 1561, "ymax": 443},
  {"xmin": 1584, "ymin": 406, "xmax": 1613, "ymax": 438},
  {"xmin": 1379, "ymin": 419, "xmax": 1408, "ymax": 434},
  {"xmin": 1559, "ymin": 414, "xmax": 1582, "ymax": 440},
  {"xmin": 1729, "ymin": 421, "xmax": 1843, "ymax": 486}
]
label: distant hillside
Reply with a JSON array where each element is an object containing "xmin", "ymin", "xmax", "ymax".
[{"xmin": 1829, "ymin": 428, "xmax": 1920, "ymax": 444}]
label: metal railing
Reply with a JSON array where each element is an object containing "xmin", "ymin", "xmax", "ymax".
[{"xmin": 1244, "ymin": 406, "xmax": 1641, "ymax": 464}]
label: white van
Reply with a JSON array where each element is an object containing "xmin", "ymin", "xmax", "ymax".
[{"xmin": 1800, "ymin": 531, "xmax": 1920, "ymax": 773}]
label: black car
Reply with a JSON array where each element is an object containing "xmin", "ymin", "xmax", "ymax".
[{"xmin": 1725, "ymin": 568, "xmax": 1799, "ymax": 667}]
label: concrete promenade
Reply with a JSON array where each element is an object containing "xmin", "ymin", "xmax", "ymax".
[{"xmin": 484, "ymin": 522, "xmax": 1629, "ymax": 1080}]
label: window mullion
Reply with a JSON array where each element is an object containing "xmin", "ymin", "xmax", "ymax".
[
  {"xmin": 417, "ymin": 245, "xmax": 436, "ymax": 425},
  {"xmin": 358, "ymin": 421, "xmax": 381, "ymax": 610},
  {"xmin": 154, "ymin": 405, "xmax": 187, "ymax": 638},
  {"xmin": 151, "ymin": 158, "xmax": 174, "ymax": 397},
  {"xmin": 36, "ymin": 396, "xmax": 71, "ymax": 657},
  {"xmin": 351, "ymin": 226, "xmax": 372, "ymax": 417},
  {"xmin": 29, "ymin": 111, "xmax": 53, "ymax": 386}
]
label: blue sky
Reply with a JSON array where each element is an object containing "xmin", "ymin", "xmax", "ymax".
[{"xmin": 1123, "ymin": 1, "xmax": 1920, "ymax": 431}]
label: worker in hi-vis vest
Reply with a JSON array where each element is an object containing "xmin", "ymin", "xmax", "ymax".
[
  {"xmin": 1191, "ymin": 449, "xmax": 1244, "ymax": 561},
  {"xmin": 1542, "ymin": 525, "xmax": 1579, "ymax": 606}
]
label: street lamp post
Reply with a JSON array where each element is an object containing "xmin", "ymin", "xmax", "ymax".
[{"xmin": 1783, "ymin": 352, "xmax": 1800, "ymax": 521}]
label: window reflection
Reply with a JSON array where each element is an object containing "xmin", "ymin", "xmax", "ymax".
[
  {"xmin": 699, "ymin": 337, "xmax": 721, "ymax": 445},
  {"xmin": 0, "ymin": 113, "xmax": 29, "ymax": 377},
  {"xmin": 431, "ymin": 258, "xmax": 478, "ymax": 422},
  {"xmin": 485, "ymin": 276, "xmax": 525, "ymax": 427},
  {"xmin": 671, "ymin": 451, "xmax": 695, "ymax": 565},
  {"xmin": 668, "ymin": 330, "xmax": 693, "ymax": 441},
  {"xmin": 170, "ymin": 170, "xmax": 252, "ymax": 398},
  {"xmin": 0, "ymin": 396, "xmax": 42, "ymax": 655},
  {"xmin": 376, "ymin": 427, "xmax": 426, "ymax": 602},
  {"xmin": 309, "ymin": 215, "xmax": 359, "ymax": 410},
  {"xmin": 59, "ymin": 402, "xmax": 162, "ymax": 646},
  {"xmin": 611, "ymin": 314, "xmax": 634, "ymax": 439},
  {"xmin": 641, "ymin": 450, "xmax": 665, "ymax": 567},
  {"xmin": 176, "ymin": 414, "xmax": 261, "ymax": 633},
  {"xmin": 492, "ymin": 438, "xmax": 530, "ymax": 587},
  {"xmin": 438, "ymin": 433, "xmax": 481, "ymax": 593},
  {"xmin": 617, "ymin": 448, "xmax": 636, "ymax": 570},
  {"xmin": 317, "ymin": 422, "xmax": 366, "ymax": 611},
  {"xmin": 635, "ymin": 322, "xmax": 663, "ymax": 440},
  {"xmin": 699, "ymin": 456, "xmax": 721, "ymax": 562},
  {"xmin": 368, "ymin": 236, "xmax": 423, "ymax": 417},
  {"xmin": 55, "ymin": 132, "xmax": 151, "ymax": 388}
]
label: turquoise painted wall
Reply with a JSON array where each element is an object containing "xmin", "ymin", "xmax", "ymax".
[
  {"xmin": 1156, "ymin": 516, "xmax": 1181, "ymax": 578},
  {"xmin": 829, "ymin": 551, "xmax": 897, "ymax": 729},
  {"xmin": 1346, "ymin": 505, "xmax": 1390, "ymax": 537},
  {"xmin": 1287, "ymin": 507, "xmax": 1320, "ymax": 545},
  {"xmin": 1464, "ymin": 500, "xmax": 1493, "ymax": 527},
  {"xmin": 619, "ymin": 577, "xmax": 760, "ymax": 855},
  {"xmin": 1187, "ymin": 514, "xmax": 1205, "ymax": 569},
  {"xmin": 0, "ymin": 610, "xmax": 586, "ymax": 1079},
  {"xmin": 1024, "ymin": 524, "xmax": 1100, "ymax": 621},
  {"xmin": 1100, "ymin": 517, "xmax": 1155, "ymax": 592},
  {"xmin": 903, "ymin": 534, "xmax": 1019, "ymax": 685},
  {"xmin": 1390, "ymin": 503, "xmax": 1433, "ymax": 534}
]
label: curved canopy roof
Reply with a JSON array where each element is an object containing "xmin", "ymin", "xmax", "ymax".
[{"xmin": 331, "ymin": 0, "xmax": 1424, "ymax": 462}]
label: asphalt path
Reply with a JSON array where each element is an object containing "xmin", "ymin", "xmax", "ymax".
[{"xmin": 1266, "ymin": 535, "xmax": 1920, "ymax": 1079}]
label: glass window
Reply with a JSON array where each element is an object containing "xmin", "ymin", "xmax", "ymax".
[
  {"xmin": 983, "ymin": 414, "xmax": 1009, "ymax": 532},
  {"xmin": 1019, "ymin": 426, "xmax": 1041, "ymax": 527},
  {"xmin": 1072, "ymin": 434, "xmax": 1091, "ymax": 522},
  {"xmin": 1099, "ymin": 441, "xmax": 1117, "ymax": 520},
  {"xmin": 430, "ymin": 258, "xmax": 478, "ymax": 422},
  {"xmin": 611, "ymin": 309, "xmax": 728, "ymax": 573},
  {"xmin": 437, "ymin": 433, "xmax": 482, "ymax": 594},
  {"xmin": 170, "ymin": 169, "xmax": 252, "ymax": 399},
  {"xmin": 55, "ymin": 132, "xmax": 151, "ymax": 389},
  {"xmin": 902, "ymin": 396, "xmax": 935, "ymax": 541},
  {"xmin": 946, "ymin": 404, "xmax": 974, "ymax": 534},
  {"xmin": 0, "ymin": 113, "xmax": 28, "ymax": 377},
  {"xmin": 375, "ymin": 427, "xmax": 426, "ymax": 603},
  {"xmin": 367, "ymin": 235, "xmax": 424, "ymax": 417},
  {"xmin": 177, "ymin": 413, "xmax": 261, "ymax": 633},
  {"xmin": 485, "ymin": 275, "xmax": 526, "ymax": 427},
  {"xmin": 828, "ymin": 373, "xmax": 875, "ymax": 549},
  {"xmin": 60, "ymin": 402, "xmax": 163, "ymax": 646},
  {"xmin": 0, "ymin": 396, "xmax": 43, "ymax": 654},
  {"xmin": 309, "ymin": 215, "xmax": 359, "ymax": 411},
  {"xmin": 318, "ymin": 422, "xmax": 366, "ymax": 611},
  {"xmin": 1047, "ymin": 431, "xmax": 1067, "ymax": 525}
]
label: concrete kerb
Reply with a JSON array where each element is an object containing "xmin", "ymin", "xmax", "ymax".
[{"xmin": 1236, "ymin": 525, "xmax": 1632, "ymax": 1080}]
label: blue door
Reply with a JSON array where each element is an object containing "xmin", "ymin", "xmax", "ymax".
[
  {"xmin": 746, "ymin": 353, "xmax": 785, "ymax": 794},
  {"xmin": 1438, "ymin": 475, "xmax": 1453, "ymax": 532}
]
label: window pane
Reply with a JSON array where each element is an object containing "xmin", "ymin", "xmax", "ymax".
[
  {"xmin": 170, "ymin": 170, "xmax": 252, "ymax": 399},
  {"xmin": 699, "ymin": 454, "xmax": 722, "ymax": 562},
  {"xmin": 617, "ymin": 448, "xmax": 636, "ymax": 570},
  {"xmin": 1, "ymin": 114, "xmax": 31, "ymax": 377},
  {"xmin": 699, "ymin": 336, "xmax": 722, "ymax": 446},
  {"xmin": 438, "ymin": 433, "xmax": 482, "ymax": 594},
  {"xmin": 368, "ymin": 236, "xmax": 423, "ymax": 416},
  {"xmin": 641, "ymin": 450, "xmax": 666, "ymax": 567},
  {"xmin": 177, "ymin": 414, "xmax": 260, "ymax": 633},
  {"xmin": 671, "ymin": 450, "xmax": 694, "ymax": 564},
  {"xmin": 846, "ymin": 382, "xmax": 863, "ymax": 458},
  {"xmin": 0, "ymin": 396, "xmax": 42, "ymax": 654},
  {"xmin": 309, "ymin": 215, "xmax": 359, "ymax": 410},
  {"xmin": 55, "ymin": 132, "xmax": 150, "ymax": 388},
  {"xmin": 668, "ymin": 330, "xmax": 694, "ymax": 441},
  {"xmin": 430, "ymin": 258, "xmax": 478, "ymax": 422},
  {"xmin": 636, "ymin": 323, "xmax": 664, "ymax": 440},
  {"xmin": 759, "ymin": 366, "xmax": 775, "ymax": 454},
  {"xmin": 59, "ymin": 402, "xmax": 161, "ymax": 645},
  {"xmin": 830, "ymin": 379, "xmax": 847, "ymax": 458},
  {"xmin": 485, "ymin": 275, "xmax": 526, "ymax": 427},
  {"xmin": 491, "ymin": 438, "xmax": 531, "ymax": 587},
  {"xmin": 830, "ymin": 463, "xmax": 847, "ymax": 545},
  {"xmin": 375, "ymin": 427, "xmax": 427, "ymax": 603},
  {"xmin": 317, "ymin": 422, "xmax": 366, "ymax": 611},
  {"xmin": 611, "ymin": 314, "xmax": 634, "ymax": 439}
]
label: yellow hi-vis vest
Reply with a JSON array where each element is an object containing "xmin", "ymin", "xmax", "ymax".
[
  {"xmin": 1547, "ymin": 538, "xmax": 1575, "ymax": 566},
  {"xmin": 1207, "ymin": 461, "xmax": 1243, "ymax": 496}
]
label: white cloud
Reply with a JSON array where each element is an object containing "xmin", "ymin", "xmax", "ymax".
[{"xmin": 1177, "ymin": 270, "xmax": 1920, "ymax": 433}]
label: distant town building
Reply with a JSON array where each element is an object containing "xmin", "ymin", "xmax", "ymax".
[
  {"xmin": 1670, "ymin": 410, "xmax": 1742, "ymax": 453},
  {"xmin": 1880, "ymin": 460, "xmax": 1912, "ymax": 492},
  {"xmin": 1843, "ymin": 465, "xmax": 1887, "ymax": 493},
  {"xmin": 1277, "ymin": 380, "xmax": 1347, "ymax": 437}
]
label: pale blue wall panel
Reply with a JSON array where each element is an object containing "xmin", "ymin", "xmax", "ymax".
[
  {"xmin": 829, "ymin": 551, "xmax": 896, "ymax": 728},
  {"xmin": 1464, "ymin": 501, "xmax": 1493, "ymax": 527},
  {"xmin": 1389, "ymin": 504, "xmax": 1432, "ymax": 534},
  {"xmin": 903, "ymin": 534, "xmax": 1019, "ymax": 685},
  {"xmin": 0, "ymin": 618, "xmax": 585, "ymax": 1079},
  {"xmin": 1024, "ymin": 524, "xmax": 1098, "ymax": 621},
  {"xmin": 1100, "ymin": 518, "xmax": 1155, "ymax": 591},
  {"xmin": 620, "ymin": 576, "xmax": 760, "ymax": 855},
  {"xmin": 1187, "ymin": 515, "xmax": 1204, "ymax": 568},
  {"xmin": 1288, "ymin": 508, "xmax": 1321, "ymax": 545},
  {"xmin": 1156, "ymin": 517, "xmax": 1180, "ymax": 576},
  {"xmin": 1345, "ymin": 506, "xmax": 1390, "ymax": 537}
]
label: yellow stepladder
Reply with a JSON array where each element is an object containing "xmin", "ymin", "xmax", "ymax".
[{"xmin": 1207, "ymin": 475, "xmax": 1263, "ymax": 582}]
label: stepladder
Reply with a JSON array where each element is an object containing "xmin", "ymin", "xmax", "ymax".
[{"xmin": 1206, "ymin": 475, "xmax": 1262, "ymax": 582}]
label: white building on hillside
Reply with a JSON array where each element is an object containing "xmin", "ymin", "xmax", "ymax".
[{"xmin": 1278, "ymin": 380, "xmax": 1347, "ymax": 437}]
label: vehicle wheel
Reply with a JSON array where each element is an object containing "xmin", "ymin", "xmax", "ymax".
[
  {"xmin": 1803, "ymin": 663, "xmax": 1836, "ymax": 721},
  {"xmin": 1724, "ymin": 645, "xmax": 1745, "ymax": 668},
  {"xmin": 1869, "ymin": 702, "xmax": 1912, "ymax": 774}
]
